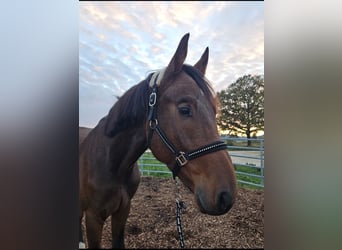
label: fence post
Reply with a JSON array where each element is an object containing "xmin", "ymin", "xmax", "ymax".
[{"xmin": 260, "ymin": 139, "xmax": 264, "ymax": 187}]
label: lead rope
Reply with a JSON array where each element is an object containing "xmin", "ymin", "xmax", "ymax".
[{"xmin": 174, "ymin": 177, "xmax": 186, "ymax": 249}]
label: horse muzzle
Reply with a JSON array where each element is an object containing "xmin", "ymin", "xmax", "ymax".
[{"xmin": 195, "ymin": 188, "xmax": 235, "ymax": 215}]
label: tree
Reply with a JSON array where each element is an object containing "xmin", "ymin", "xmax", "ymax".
[{"xmin": 217, "ymin": 74, "xmax": 264, "ymax": 146}]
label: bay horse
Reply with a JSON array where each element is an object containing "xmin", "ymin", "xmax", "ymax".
[{"xmin": 79, "ymin": 33, "xmax": 237, "ymax": 248}]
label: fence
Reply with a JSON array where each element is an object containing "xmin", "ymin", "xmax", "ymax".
[
  {"xmin": 222, "ymin": 137, "xmax": 264, "ymax": 188},
  {"xmin": 138, "ymin": 137, "xmax": 264, "ymax": 189}
]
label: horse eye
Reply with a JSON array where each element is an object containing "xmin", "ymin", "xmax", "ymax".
[{"xmin": 178, "ymin": 106, "xmax": 192, "ymax": 117}]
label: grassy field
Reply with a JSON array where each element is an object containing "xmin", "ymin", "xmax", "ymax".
[{"xmin": 138, "ymin": 151, "xmax": 264, "ymax": 190}]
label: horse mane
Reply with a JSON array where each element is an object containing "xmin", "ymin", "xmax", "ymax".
[
  {"xmin": 104, "ymin": 65, "xmax": 217, "ymax": 137},
  {"xmin": 104, "ymin": 75, "xmax": 152, "ymax": 137}
]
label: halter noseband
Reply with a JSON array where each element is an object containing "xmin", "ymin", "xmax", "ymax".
[{"xmin": 146, "ymin": 69, "xmax": 227, "ymax": 179}]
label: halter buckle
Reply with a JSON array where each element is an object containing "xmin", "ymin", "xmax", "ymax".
[
  {"xmin": 149, "ymin": 92, "xmax": 156, "ymax": 107},
  {"xmin": 176, "ymin": 152, "xmax": 188, "ymax": 166}
]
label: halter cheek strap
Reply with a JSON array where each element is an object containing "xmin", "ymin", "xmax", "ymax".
[{"xmin": 147, "ymin": 80, "xmax": 227, "ymax": 179}]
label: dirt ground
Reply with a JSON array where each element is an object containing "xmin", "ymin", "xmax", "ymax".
[{"xmin": 81, "ymin": 176, "xmax": 264, "ymax": 249}]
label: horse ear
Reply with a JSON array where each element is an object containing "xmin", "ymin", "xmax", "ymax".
[
  {"xmin": 163, "ymin": 33, "xmax": 189, "ymax": 79},
  {"xmin": 194, "ymin": 47, "xmax": 209, "ymax": 75}
]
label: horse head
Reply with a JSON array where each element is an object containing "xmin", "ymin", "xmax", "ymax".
[{"xmin": 146, "ymin": 33, "xmax": 237, "ymax": 215}]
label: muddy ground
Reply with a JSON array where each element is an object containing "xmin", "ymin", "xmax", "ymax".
[{"xmin": 81, "ymin": 176, "xmax": 264, "ymax": 249}]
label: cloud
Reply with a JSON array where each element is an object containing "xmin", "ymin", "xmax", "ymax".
[{"xmin": 79, "ymin": 1, "xmax": 264, "ymax": 127}]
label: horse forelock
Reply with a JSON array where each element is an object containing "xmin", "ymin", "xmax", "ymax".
[{"xmin": 148, "ymin": 68, "xmax": 166, "ymax": 87}]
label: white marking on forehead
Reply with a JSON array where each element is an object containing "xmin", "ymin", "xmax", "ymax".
[{"xmin": 149, "ymin": 68, "xmax": 165, "ymax": 87}]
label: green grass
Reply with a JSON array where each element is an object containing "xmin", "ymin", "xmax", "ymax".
[
  {"xmin": 235, "ymin": 164, "xmax": 264, "ymax": 190},
  {"xmin": 138, "ymin": 151, "xmax": 171, "ymax": 178},
  {"xmin": 138, "ymin": 152, "xmax": 264, "ymax": 189}
]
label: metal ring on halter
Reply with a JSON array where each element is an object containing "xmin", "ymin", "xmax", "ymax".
[{"xmin": 149, "ymin": 119, "xmax": 158, "ymax": 129}]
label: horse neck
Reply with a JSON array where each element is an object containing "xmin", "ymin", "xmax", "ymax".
[
  {"xmin": 111, "ymin": 127, "xmax": 148, "ymax": 163},
  {"xmin": 98, "ymin": 120, "xmax": 148, "ymax": 175}
]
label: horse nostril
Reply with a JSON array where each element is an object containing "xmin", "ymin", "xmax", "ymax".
[{"xmin": 217, "ymin": 191, "xmax": 233, "ymax": 213}]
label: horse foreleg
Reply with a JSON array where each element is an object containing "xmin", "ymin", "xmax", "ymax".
[
  {"xmin": 111, "ymin": 201, "xmax": 131, "ymax": 249},
  {"xmin": 85, "ymin": 210, "xmax": 105, "ymax": 248},
  {"xmin": 79, "ymin": 216, "xmax": 86, "ymax": 248}
]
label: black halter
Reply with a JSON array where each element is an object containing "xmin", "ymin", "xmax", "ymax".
[{"xmin": 146, "ymin": 67, "xmax": 227, "ymax": 179}]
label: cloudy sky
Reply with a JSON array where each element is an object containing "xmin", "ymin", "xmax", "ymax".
[{"xmin": 79, "ymin": 1, "xmax": 264, "ymax": 128}]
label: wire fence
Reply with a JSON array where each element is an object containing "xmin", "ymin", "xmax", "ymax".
[{"xmin": 138, "ymin": 137, "xmax": 264, "ymax": 189}]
